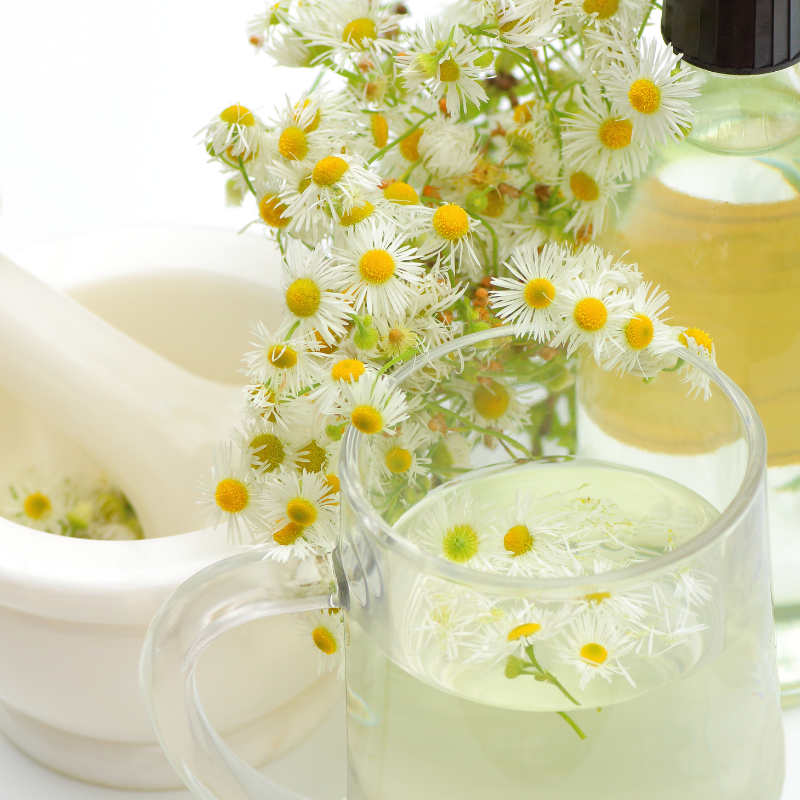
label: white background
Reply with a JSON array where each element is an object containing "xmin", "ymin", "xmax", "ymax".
[{"xmin": 0, "ymin": 0, "xmax": 799, "ymax": 797}]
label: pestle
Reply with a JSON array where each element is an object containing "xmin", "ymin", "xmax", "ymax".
[{"xmin": 0, "ymin": 253, "xmax": 243, "ymax": 539}]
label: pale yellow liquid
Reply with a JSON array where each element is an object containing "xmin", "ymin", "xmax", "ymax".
[
  {"xmin": 346, "ymin": 461, "xmax": 784, "ymax": 799},
  {"xmin": 589, "ymin": 152, "xmax": 800, "ymax": 609}
]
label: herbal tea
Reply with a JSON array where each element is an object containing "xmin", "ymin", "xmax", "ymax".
[{"xmin": 345, "ymin": 459, "xmax": 783, "ymax": 800}]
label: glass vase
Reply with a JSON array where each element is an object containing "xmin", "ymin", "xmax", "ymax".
[{"xmin": 594, "ymin": 64, "xmax": 800, "ymax": 697}]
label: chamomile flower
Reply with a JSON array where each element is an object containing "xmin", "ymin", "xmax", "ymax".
[
  {"xmin": 560, "ymin": 165, "xmax": 626, "ymax": 238},
  {"xmin": 467, "ymin": 600, "xmax": 571, "ymax": 665},
  {"xmin": 565, "ymin": 0, "xmax": 649, "ymax": 29},
  {"xmin": 310, "ymin": 354, "xmax": 376, "ymax": 412},
  {"xmin": 247, "ymin": 0, "xmax": 292, "ymax": 47},
  {"xmin": 260, "ymin": 470, "xmax": 339, "ymax": 560},
  {"xmin": 412, "ymin": 492, "xmax": 497, "ymax": 570},
  {"xmin": 286, "ymin": 152, "xmax": 383, "ymax": 227},
  {"xmin": 562, "ymin": 92, "xmax": 653, "ymax": 180},
  {"xmin": 418, "ymin": 117, "xmax": 479, "ymax": 180},
  {"xmin": 490, "ymin": 491, "xmax": 575, "ymax": 576},
  {"xmin": 551, "ymin": 277, "xmax": 631, "ymax": 359},
  {"xmin": 570, "ymin": 576, "xmax": 651, "ymax": 630},
  {"xmin": 373, "ymin": 423, "xmax": 432, "ymax": 483},
  {"xmin": 677, "ymin": 327, "xmax": 717, "ymax": 400},
  {"xmin": 603, "ymin": 39, "xmax": 701, "ymax": 145},
  {"xmin": 292, "ymin": 407, "xmax": 340, "ymax": 475},
  {"xmin": 417, "ymin": 203, "xmax": 482, "ymax": 273},
  {"xmin": 244, "ymin": 325, "xmax": 327, "ymax": 395},
  {"xmin": 397, "ymin": 23, "xmax": 489, "ymax": 115},
  {"xmin": 200, "ymin": 104, "xmax": 267, "ymax": 162},
  {"xmin": 197, "ymin": 444, "xmax": 264, "ymax": 543},
  {"xmin": 490, "ymin": 243, "xmax": 574, "ymax": 341},
  {"xmin": 280, "ymin": 241, "xmax": 353, "ymax": 344},
  {"xmin": 1, "ymin": 471, "xmax": 66, "ymax": 534},
  {"xmin": 271, "ymin": 92, "xmax": 356, "ymax": 165},
  {"xmin": 460, "ymin": 377, "xmax": 528, "ymax": 432},
  {"xmin": 494, "ymin": 0, "xmax": 560, "ymax": 49},
  {"xmin": 298, "ymin": 608, "xmax": 346, "ymax": 678},
  {"xmin": 237, "ymin": 417, "xmax": 299, "ymax": 475},
  {"xmin": 558, "ymin": 614, "xmax": 636, "ymax": 689},
  {"xmin": 332, "ymin": 220, "xmax": 424, "ymax": 317},
  {"xmin": 335, "ymin": 374, "xmax": 410, "ymax": 435},
  {"xmin": 602, "ymin": 282, "xmax": 679, "ymax": 376}
]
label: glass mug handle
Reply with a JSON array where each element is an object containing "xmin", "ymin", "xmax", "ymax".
[{"xmin": 139, "ymin": 547, "xmax": 346, "ymax": 800}]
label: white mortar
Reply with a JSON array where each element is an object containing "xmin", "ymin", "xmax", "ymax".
[{"xmin": 0, "ymin": 227, "xmax": 337, "ymax": 789}]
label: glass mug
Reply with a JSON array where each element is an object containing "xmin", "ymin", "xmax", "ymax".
[{"xmin": 140, "ymin": 328, "xmax": 783, "ymax": 800}]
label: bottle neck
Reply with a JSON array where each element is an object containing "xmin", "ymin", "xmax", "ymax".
[{"xmin": 686, "ymin": 65, "xmax": 800, "ymax": 155}]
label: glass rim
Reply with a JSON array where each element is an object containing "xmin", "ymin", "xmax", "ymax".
[{"xmin": 339, "ymin": 327, "xmax": 766, "ymax": 592}]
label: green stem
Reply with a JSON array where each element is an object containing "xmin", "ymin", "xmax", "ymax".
[
  {"xmin": 527, "ymin": 54, "xmax": 550, "ymax": 104},
  {"xmin": 637, "ymin": 0, "xmax": 658, "ymax": 37},
  {"xmin": 237, "ymin": 156, "xmax": 258, "ymax": 198},
  {"xmin": 368, "ymin": 113, "xmax": 435, "ymax": 164},
  {"xmin": 471, "ymin": 211, "xmax": 499, "ymax": 274},
  {"xmin": 426, "ymin": 400, "xmax": 532, "ymax": 458},
  {"xmin": 525, "ymin": 645, "xmax": 581, "ymax": 706},
  {"xmin": 557, "ymin": 711, "xmax": 587, "ymax": 740}
]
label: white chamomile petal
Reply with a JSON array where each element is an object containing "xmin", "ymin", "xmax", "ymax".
[{"xmin": 197, "ymin": 444, "xmax": 264, "ymax": 543}]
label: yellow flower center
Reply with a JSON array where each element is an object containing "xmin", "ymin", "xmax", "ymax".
[
  {"xmin": 442, "ymin": 523, "xmax": 480, "ymax": 563},
  {"xmin": 585, "ymin": 592, "xmax": 611, "ymax": 604},
  {"xmin": 298, "ymin": 440, "xmax": 327, "ymax": 473},
  {"xmin": 220, "ymin": 104, "xmax": 255, "ymax": 126},
  {"xmin": 293, "ymin": 99, "xmax": 320, "ymax": 132},
  {"xmin": 273, "ymin": 521, "xmax": 304, "ymax": 546},
  {"xmin": 258, "ymin": 194, "xmax": 291, "ymax": 228},
  {"xmin": 331, "ymin": 359, "xmax": 366, "ymax": 383},
  {"xmin": 573, "ymin": 297, "xmax": 608, "ymax": 332},
  {"xmin": 371, "ymin": 113, "xmax": 389, "ymax": 148},
  {"xmin": 504, "ymin": 524, "xmax": 534, "ymax": 556},
  {"xmin": 312, "ymin": 626, "xmax": 338, "ymax": 654},
  {"xmin": 399, "ymin": 129, "xmax": 424, "ymax": 161},
  {"xmin": 513, "ymin": 102, "xmax": 535, "ymax": 124},
  {"xmin": 23, "ymin": 492, "xmax": 52, "ymax": 520},
  {"xmin": 472, "ymin": 380, "xmax": 510, "ymax": 420},
  {"xmin": 385, "ymin": 446, "xmax": 413, "ymax": 473},
  {"xmin": 286, "ymin": 278, "xmax": 322, "ymax": 317},
  {"xmin": 383, "ymin": 181, "xmax": 419, "ymax": 205},
  {"xmin": 324, "ymin": 473, "xmax": 340, "ymax": 495},
  {"xmin": 628, "ymin": 78, "xmax": 661, "ymax": 114},
  {"xmin": 249, "ymin": 433, "xmax": 285, "ymax": 471},
  {"xmin": 598, "ymin": 118, "xmax": 633, "ymax": 151},
  {"xmin": 569, "ymin": 171, "xmax": 600, "ymax": 202},
  {"xmin": 215, "ymin": 478, "xmax": 249, "ymax": 514},
  {"xmin": 268, "ymin": 345, "xmax": 298, "ymax": 369},
  {"xmin": 524, "ymin": 277, "xmax": 556, "ymax": 309},
  {"xmin": 679, "ymin": 327, "xmax": 713, "ymax": 351},
  {"xmin": 286, "ymin": 497, "xmax": 318, "ymax": 526},
  {"xmin": 351, "ymin": 405, "xmax": 383, "ymax": 434},
  {"xmin": 342, "ymin": 17, "xmax": 377, "ymax": 48},
  {"xmin": 278, "ymin": 126, "xmax": 308, "ymax": 161},
  {"xmin": 580, "ymin": 642, "xmax": 608, "ymax": 664},
  {"xmin": 433, "ymin": 204, "xmax": 470, "ymax": 240},
  {"xmin": 438, "ymin": 57, "xmax": 461, "ymax": 81},
  {"xmin": 339, "ymin": 201, "xmax": 375, "ymax": 226},
  {"xmin": 313, "ymin": 156, "xmax": 349, "ymax": 186},
  {"xmin": 507, "ymin": 622, "xmax": 542, "ymax": 641},
  {"xmin": 582, "ymin": 0, "xmax": 619, "ymax": 18},
  {"xmin": 359, "ymin": 249, "xmax": 395, "ymax": 284},
  {"xmin": 625, "ymin": 314, "xmax": 654, "ymax": 349}
]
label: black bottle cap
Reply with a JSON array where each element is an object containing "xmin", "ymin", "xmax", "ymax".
[{"xmin": 662, "ymin": 0, "xmax": 800, "ymax": 74}]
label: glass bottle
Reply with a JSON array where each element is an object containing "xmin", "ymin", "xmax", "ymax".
[{"xmin": 586, "ymin": 2, "xmax": 800, "ymax": 696}]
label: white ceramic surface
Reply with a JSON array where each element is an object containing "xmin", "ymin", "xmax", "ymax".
[{"xmin": 0, "ymin": 227, "xmax": 337, "ymax": 789}]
